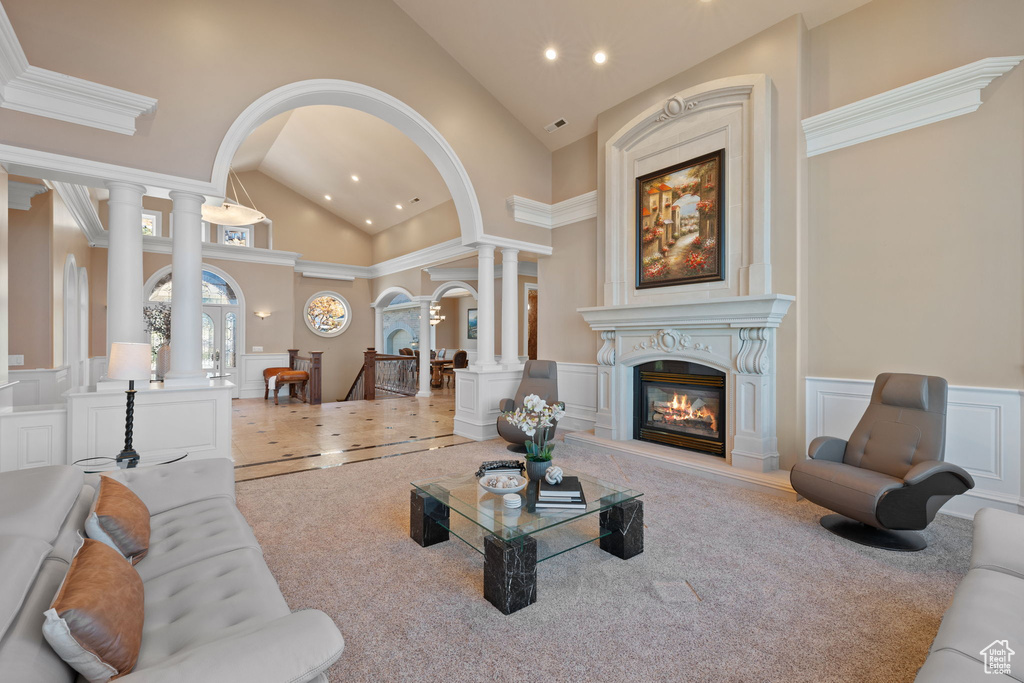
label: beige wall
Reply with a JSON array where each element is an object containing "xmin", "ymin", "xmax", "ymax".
[
  {"xmin": 8, "ymin": 191, "xmax": 53, "ymax": 369},
  {"xmin": 372, "ymin": 200, "xmax": 460, "ymax": 263},
  {"xmin": 235, "ymin": 171, "xmax": 372, "ymax": 264},
  {"xmin": 806, "ymin": 0, "xmax": 1024, "ymax": 390},
  {"xmin": 0, "ymin": 0, "xmax": 552, "ymax": 244},
  {"xmin": 293, "ymin": 275, "xmax": 373, "ymax": 402},
  {"xmin": 432, "ymin": 298, "xmax": 459, "ymax": 350},
  {"xmin": 552, "ymin": 133, "xmax": 598, "ymax": 203}
]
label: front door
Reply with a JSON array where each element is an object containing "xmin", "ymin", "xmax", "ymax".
[{"xmin": 202, "ymin": 306, "xmax": 239, "ymax": 397}]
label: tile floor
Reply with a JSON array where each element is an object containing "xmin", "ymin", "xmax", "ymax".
[{"xmin": 231, "ymin": 386, "xmax": 471, "ymax": 481}]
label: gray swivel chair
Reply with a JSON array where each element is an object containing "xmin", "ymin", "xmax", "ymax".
[
  {"xmin": 790, "ymin": 372, "xmax": 974, "ymax": 551},
  {"xmin": 497, "ymin": 360, "xmax": 559, "ymax": 451}
]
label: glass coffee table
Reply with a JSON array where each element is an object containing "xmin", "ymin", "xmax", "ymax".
[{"xmin": 410, "ymin": 468, "xmax": 643, "ymax": 614}]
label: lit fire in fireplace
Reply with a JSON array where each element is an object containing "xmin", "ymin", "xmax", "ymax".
[{"xmin": 651, "ymin": 393, "xmax": 718, "ymax": 433}]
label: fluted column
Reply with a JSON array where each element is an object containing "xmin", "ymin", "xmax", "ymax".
[
  {"xmin": 500, "ymin": 248, "xmax": 520, "ymax": 365},
  {"xmin": 417, "ymin": 298, "xmax": 431, "ymax": 397},
  {"xmin": 105, "ymin": 182, "xmax": 147, "ymax": 360},
  {"xmin": 476, "ymin": 245, "xmax": 496, "ymax": 366},
  {"xmin": 164, "ymin": 191, "xmax": 206, "ymax": 384},
  {"xmin": 374, "ymin": 305, "xmax": 384, "ymax": 352}
]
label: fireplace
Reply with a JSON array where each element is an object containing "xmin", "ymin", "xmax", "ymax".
[{"xmin": 633, "ymin": 360, "xmax": 726, "ymax": 456}]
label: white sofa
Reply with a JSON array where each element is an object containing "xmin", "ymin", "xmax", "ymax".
[
  {"xmin": 0, "ymin": 460, "xmax": 344, "ymax": 682},
  {"xmin": 916, "ymin": 507, "xmax": 1024, "ymax": 682}
]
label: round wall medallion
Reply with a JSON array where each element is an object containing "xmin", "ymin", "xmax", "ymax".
[{"xmin": 304, "ymin": 291, "xmax": 352, "ymax": 337}]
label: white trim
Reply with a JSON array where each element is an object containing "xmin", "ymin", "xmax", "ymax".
[
  {"xmin": 210, "ymin": 79, "xmax": 484, "ymax": 244},
  {"xmin": 371, "ymin": 238, "xmax": 475, "ymax": 277},
  {"xmin": 238, "ymin": 352, "xmax": 290, "ymax": 399},
  {"xmin": 505, "ymin": 190, "xmax": 598, "ymax": 229},
  {"xmin": 0, "ymin": 4, "xmax": 157, "ymax": 135},
  {"xmin": 430, "ymin": 280, "xmax": 478, "ymax": 303},
  {"xmin": 7, "ymin": 180, "xmax": 45, "ymax": 210},
  {"xmin": 295, "ymin": 261, "xmax": 366, "ymax": 281},
  {"xmin": 97, "ymin": 233, "xmax": 302, "ymax": 268},
  {"xmin": 805, "ymin": 376, "xmax": 1022, "ymax": 520},
  {"xmin": 303, "ymin": 291, "xmax": 353, "ymax": 337},
  {"xmin": 472, "ymin": 234, "xmax": 553, "ymax": 257},
  {"xmin": 372, "ymin": 286, "xmax": 415, "ymax": 309},
  {"xmin": 425, "ymin": 262, "xmax": 538, "ymax": 282},
  {"xmin": 48, "ymin": 182, "xmax": 105, "ymax": 245},
  {"xmin": 802, "ymin": 56, "xmax": 1023, "ymax": 157}
]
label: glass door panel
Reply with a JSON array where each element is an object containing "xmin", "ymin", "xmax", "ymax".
[{"xmin": 201, "ymin": 312, "xmax": 217, "ymax": 371}]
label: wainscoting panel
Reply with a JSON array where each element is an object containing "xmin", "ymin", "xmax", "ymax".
[
  {"xmin": 806, "ymin": 377, "xmax": 1022, "ymax": 518},
  {"xmin": 9, "ymin": 366, "xmax": 70, "ymax": 406},
  {"xmin": 0, "ymin": 406, "xmax": 68, "ymax": 471},
  {"xmin": 239, "ymin": 353, "xmax": 291, "ymax": 399},
  {"xmin": 557, "ymin": 363, "xmax": 598, "ymax": 432}
]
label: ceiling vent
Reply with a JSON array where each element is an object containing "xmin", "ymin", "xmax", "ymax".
[
  {"xmin": 410, "ymin": 197, "xmax": 421, "ymax": 204},
  {"xmin": 544, "ymin": 118, "xmax": 568, "ymax": 133}
]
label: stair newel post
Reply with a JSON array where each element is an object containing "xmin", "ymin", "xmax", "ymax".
[{"xmin": 363, "ymin": 348, "xmax": 376, "ymax": 401}]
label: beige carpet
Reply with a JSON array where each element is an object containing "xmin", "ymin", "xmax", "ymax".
[{"xmin": 235, "ymin": 439, "xmax": 972, "ymax": 683}]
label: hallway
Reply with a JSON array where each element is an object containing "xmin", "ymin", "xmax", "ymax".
[{"xmin": 231, "ymin": 387, "xmax": 471, "ymax": 481}]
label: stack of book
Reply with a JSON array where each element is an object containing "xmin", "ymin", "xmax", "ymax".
[{"xmin": 535, "ymin": 476, "xmax": 587, "ymax": 510}]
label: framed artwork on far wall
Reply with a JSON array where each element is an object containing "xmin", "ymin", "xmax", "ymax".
[
  {"xmin": 636, "ymin": 149, "xmax": 725, "ymax": 289},
  {"xmin": 220, "ymin": 225, "xmax": 252, "ymax": 247},
  {"xmin": 467, "ymin": 308, "xmax": 478, "ymax": 340}
]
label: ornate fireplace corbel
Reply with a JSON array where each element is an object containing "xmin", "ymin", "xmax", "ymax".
[
  {"xmin": 736, "ymin": 328, "xmax": 770, "ymax": 374},
  {"xmin": 597, "ymin": 331, "xmax": 616, "ymax": 366}
]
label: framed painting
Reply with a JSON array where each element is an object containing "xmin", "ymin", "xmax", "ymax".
[
  {"xmin": 636, "ymin": 149, "xmax": 725, "ymax": 289},
  {"xmin": 467, "ymin": 308, "xmax": 478, "ymax": 340},
  {"xmin": 220, "ymin": 225, "xmax": 252, "ymax": 247}
]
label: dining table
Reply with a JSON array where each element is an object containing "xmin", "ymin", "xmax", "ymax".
[{"xmin": 430, "ymin": 358, "xmax": 454, "ymax": 388}]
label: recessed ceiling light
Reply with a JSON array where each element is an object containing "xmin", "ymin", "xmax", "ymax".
[
  {"xmin": 395, "ymin": 204, "xmax": 403, "ymax": 210},
  {"xmin": 324, "ymin": 194, "xmax": 332, "ymax": 201},
  {"xmin": 593, "ymin": 51, "xmax": 607, "ymax": 65},
  {"xmin": 351, "ymin": 175, "xmax": 359, "ymax": 182},
  {"xmin": 365, "ymin": 219, "xmax": 372, "ymax": 225},
  {"xmin": 544, "ymin": 48, "xmax": 557, "ymax": 61}
]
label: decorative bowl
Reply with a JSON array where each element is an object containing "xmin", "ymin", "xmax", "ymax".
[{"xmin": 478, "ymin": 474, "xmax": 527, "ymax": 495}]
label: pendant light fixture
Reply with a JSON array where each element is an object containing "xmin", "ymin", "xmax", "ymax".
[{"xmin": 202, "ymin": 168, "xmax": 266, "ymax": 226}]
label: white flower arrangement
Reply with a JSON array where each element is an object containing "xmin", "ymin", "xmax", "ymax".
[{"xmin": 502, "ymin": 394, "xmax": 566, "ymax": 461}]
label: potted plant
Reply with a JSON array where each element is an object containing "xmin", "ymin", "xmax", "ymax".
[
  {"xmin": 503, "ymin": 394, "xmax": 566, "ymax": 479},
  {"xmin": 142, "ymin": 303, "xmax": 171, "ymax": 380}
]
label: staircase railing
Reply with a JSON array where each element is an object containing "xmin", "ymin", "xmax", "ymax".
[
  {"xmin": 344, "ymin": 348, "xmax": 417, "ymax": 401},
  {"xmin": 288, "ymin": 349, "xmax": 323, "ymax": 405}
]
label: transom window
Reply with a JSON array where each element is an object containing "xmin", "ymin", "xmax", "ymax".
[{"xmin": 148, "ymin": 270, "xmax": 238, "ymax": 305}]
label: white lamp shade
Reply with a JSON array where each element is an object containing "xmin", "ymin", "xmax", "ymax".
[{"xmin": 108, "ymin": 342, "xmax": 152, "ymax": 381}]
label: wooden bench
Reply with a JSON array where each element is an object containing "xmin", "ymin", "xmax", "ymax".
[{"xmin": 263, "ymin": 367, "xmax": 309, "ymax": 405}]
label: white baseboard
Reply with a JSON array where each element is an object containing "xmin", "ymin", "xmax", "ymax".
[
  {"xmin": 238, "ymin": 353, "xmax": 291, "ymax": 399},
  {"xmin": 806, "ymin": 377, "xmax": 1023, "ymax": 518}
]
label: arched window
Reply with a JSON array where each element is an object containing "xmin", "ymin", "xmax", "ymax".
[{"xmin": 148, "ymin": 270, "xmax": 238, "ymax": 305}]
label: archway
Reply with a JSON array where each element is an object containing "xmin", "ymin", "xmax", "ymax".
[
  {"xmin": 385, "ymin": 325, "xmax": 415, "ymax": 355},
  {"xmin": 212, "ymin": 80, "xmax": 484, "ymax": 244}
]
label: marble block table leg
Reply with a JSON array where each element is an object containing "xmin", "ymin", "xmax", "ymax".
[
  {"xmin": 483, "ymin": 535, "xmax": 537, "ymax": 615},
  {"xmin": 410, "ymin": 490, "xmax": 449, "ymax": 547},
  {"xmin": 600, "ymin": 499, "xmax": 644, "ymax": 559}
]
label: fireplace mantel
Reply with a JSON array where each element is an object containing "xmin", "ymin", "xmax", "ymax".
[{"xmin": 579, "ymin": 294, "xmax": 794, "ymax": 331}]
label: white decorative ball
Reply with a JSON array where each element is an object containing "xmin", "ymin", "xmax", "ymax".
[{"xmin": 544, "ymin": 466, "xmax": 564, "ymax": 485}]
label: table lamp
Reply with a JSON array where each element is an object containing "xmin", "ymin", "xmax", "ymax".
[{"xmin": 107, "ymin": 342, "xmax": 151, "ymax": 469}]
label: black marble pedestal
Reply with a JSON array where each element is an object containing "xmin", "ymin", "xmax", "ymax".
[
  {"xmin": 410, "ymin": 489, "xmax": 450, "ymax": 547},
  {"xmin": 600, "ymin": 498, "xmax": 644, "ymax": 559},
  {"xmin": 483, "ymin": 534, "xmax": 537, "ymax": 615}
]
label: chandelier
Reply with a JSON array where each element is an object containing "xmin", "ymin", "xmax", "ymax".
[
  {"xmin": 429, "ymin": 303, "xmax": 445, "ymax": 326},
  {"xmin": 202, "ymin": 169, "xmax": 266, "ymax": 227}
]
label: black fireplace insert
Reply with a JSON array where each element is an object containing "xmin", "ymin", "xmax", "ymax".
[{"xmin": 633, "ymin": 360, "xmax": 726, "ymax": 456}]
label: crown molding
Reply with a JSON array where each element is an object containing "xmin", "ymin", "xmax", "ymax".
[
  {"xmin": 505, "ymin": 190, "xmax": 597, "ymax": 229},
  {"xmin": 425, "ymin": 261, "xmax": 537, "ymax": 282},
  {"xmin": 472, "ymin": 234, "xmax": 553, "ymax": 256},
  {"xmin": 803, "ymin": 56, "xmax": 1023, "ymax": 157},
  {"xmin": 370, "ymin": 238, "xmax": 476, "ymax": 277},
  {"xmin": 7, "ymin": 179, "xmax": 45, "ymax": 210},
  {"xmin": 48, "ymin": 181, "xmax": 105, "ymax": 245},
  {"xmin": 0, "ymin": 3, "xmax": 157, "ymax": 135},
  {"xmin": 295, "ymin": 260, "xmax": 369, "ymax": 281}
]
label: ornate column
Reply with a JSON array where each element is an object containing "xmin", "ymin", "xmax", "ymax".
[
  {"xmin": 500, "ymin": 248, "xmax": 519, "ymax": 365},
  {"xmin": 594, "ymin": 331, "xmax": 617, "ymax": 439},
  {"xmin": 104, "ymin": 182, "xmax": 147, "ymax": 359},
  {"xmin": 732, "ymin": 327, "xmax": 779, "ymax": 472},
  {"xmin": 476, "ymin": 245, "xmax": 496, "ymax": 366},
  {"xmin": 373, "ymin": 305, "xmax": 384, "ymax": 352},
  {"xmin": 417, "ymin": 298, "xmax": 431, "ymax": 397},
  {"xmin": 164, "ymin": 191, "xmax": 206, "ymax": 384}
]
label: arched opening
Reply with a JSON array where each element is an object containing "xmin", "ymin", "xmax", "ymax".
[
  {"xmin": 143, "ymin": 264, "xmax": 246, "ymax": 397},
  {"xmin": 385, "ymin": 326, "xmax": 414, "ymax": 355},
  {"xmin": 62, "ymin": 254, "xmax": 79, "ymax": 390},
  {"xmin": 212, "ymin": 80, "xmax": 483, "ymax": 245}
]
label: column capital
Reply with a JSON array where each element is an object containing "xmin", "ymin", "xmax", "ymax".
[
  {"xmin": 104, "ymin": 181, "xmax": 147, "ymax": 199},
  {"xmin": 500, "ymin": 247, "xmax": 520, "ymax": 259},
  {"xmin": 477, "ymin": 244, "xmax": 496, "ymax": 258},
  {"xmin": 168, "ymin": 190, "xmax": 206, "ymax": 208}
]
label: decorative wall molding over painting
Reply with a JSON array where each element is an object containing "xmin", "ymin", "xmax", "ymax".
[
  {"xmin": 506, "ymin": 190, "xmax": 598, "ymax": 229},
  {"xmin": 802, "ymin": 56, "xmax": 1023, "ymax": 157},
  {"xmin": 425, "ymin": 262, "xmax": 538, "ymax": 282},
  {"xmin": 805, "ymin": 376, "xmax": 1023, "ymax": 519},
  {"xmin": 0, "ymin": 3, "xmax": 157, "ymax": 134},
  {"xmin": 7, "ymin": 179, "xmax": 45, "ymax": 210}
]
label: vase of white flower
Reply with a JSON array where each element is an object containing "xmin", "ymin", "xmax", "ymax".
[{"xmin": 502, "ymin": 394, "xmax": 566, "ymax": 479}]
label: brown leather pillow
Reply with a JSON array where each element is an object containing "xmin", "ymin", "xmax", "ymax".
[
  {"xmin": 275, "ymin": 370, "xmax": 309, "ymax": 382},
  {"xmin": 85, "ymin": 477, "xmax": 150, "ymax": 564},
  {"xmin": 42, "ymin": 539, "xmax": 144, "ymax": 682}
]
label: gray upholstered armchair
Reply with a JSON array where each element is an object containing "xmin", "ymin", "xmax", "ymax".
[
  {"xmin": 790, "ymin": 373, "xmax": 974, "ymax": 551},
  {"xmin": 497, "ymin": 360, "xmax": 559, "ymax": 449}
]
